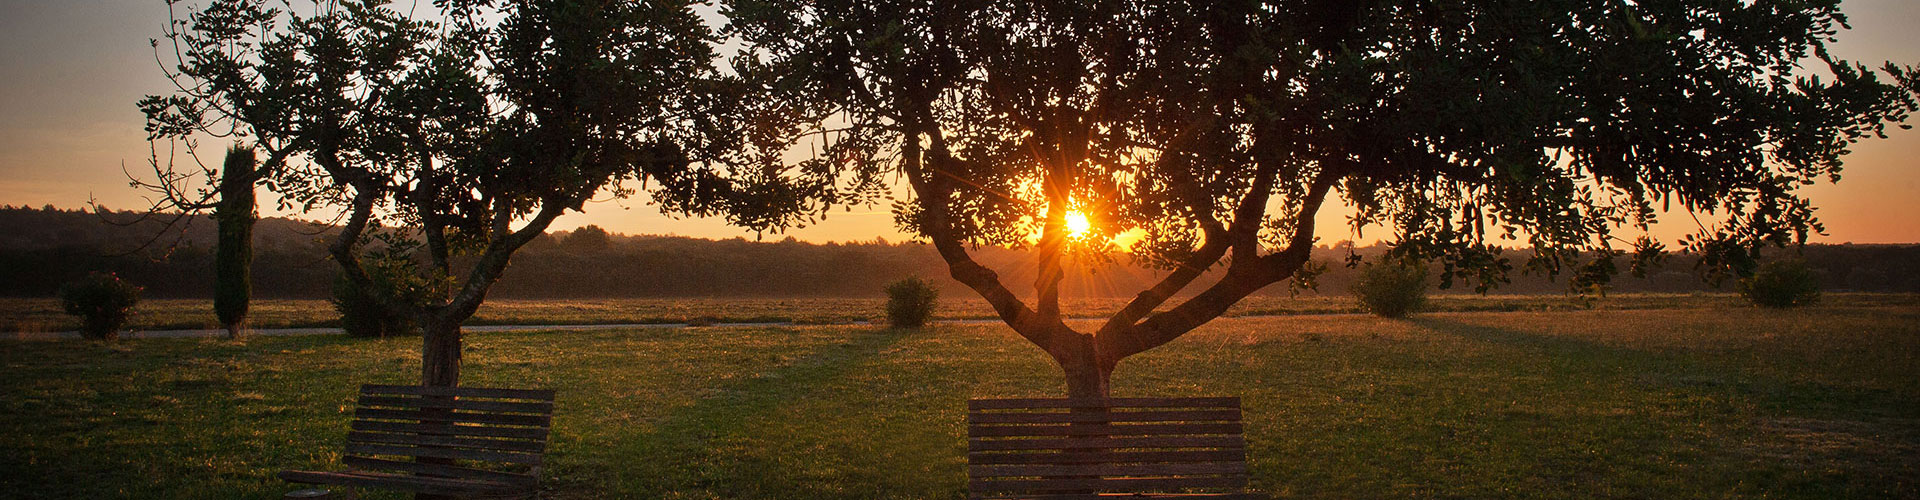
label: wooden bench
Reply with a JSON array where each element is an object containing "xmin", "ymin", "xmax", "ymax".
[
  {"xmin": 967, "ymin": 397, "xmax": 1264, "ymax": 500},
  {"xmin": 280, "ymin": 384, "xmax": 556, "ymax": 499}
]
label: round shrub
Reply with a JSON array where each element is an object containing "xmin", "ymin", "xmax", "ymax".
[
  {"xmin": 58, "ymin": 272, "xmax": 143, "ymax": 340},
  {"xmin": 332, "ymin": 274, "xmax": 416, "ymax": 337},
  {"xmin": 1741, "ymin": 259, "xmax": 1821, "ymax": 309},
  {"xmin": 1352, "ymin": 258, "xmax": 1429, "ymax": 318},
  {"xmin": 330, "ymin": 260, "xmax": 429, "ymax": 338},
  {"xmin": 885, "ymin": 277, "xmax": 940, "ymax": 328}
]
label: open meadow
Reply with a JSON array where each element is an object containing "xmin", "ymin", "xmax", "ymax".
[
  {"xmin": 7, "ymin": 293, "xmax": 1919, "ymax": 333},
  {"xmin": 2, "ymin": 300, "xmax": 1916, "ymax": 499}
]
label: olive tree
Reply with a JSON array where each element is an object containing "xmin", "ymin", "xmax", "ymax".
[
  {"xmin": 145, "ymin": 0, "xmax": 805, "ymax": 387},
  {"xmin": 724, "ymin": 0, "xmax": 1918, "ymax": 397}
]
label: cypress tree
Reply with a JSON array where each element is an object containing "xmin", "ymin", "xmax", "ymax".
[{"xmin": 214, "ymin": 145, "xmax": 256, "ymax": 338}]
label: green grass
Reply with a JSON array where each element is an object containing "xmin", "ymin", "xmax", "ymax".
[
  {"xmin": 2, "ymin": 304, "xmax": 1917, "ymax": 498},
  {"xmin": 7, "ymin": 293, "xmax": 1917, "ymax": 332}
]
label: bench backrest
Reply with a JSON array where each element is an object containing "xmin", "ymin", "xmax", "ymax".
[
  {"xmin": 967, "ymin": 397, "xmax": 1254, "ymax": 499},
  {"xmin": 345, "ymin": 384, "xmax": 556, "ymax": 487}
]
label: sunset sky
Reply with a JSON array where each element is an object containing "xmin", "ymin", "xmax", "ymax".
[{"xmin": 2, "ymin": 0, "xmax": 1916, "ymax": 245}]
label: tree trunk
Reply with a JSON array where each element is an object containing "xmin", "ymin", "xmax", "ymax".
[
  {"xmin": 1051, "ymin": 333, "xmax": 1114, "ymax": 399},
  {"xmin": 1055, "ymin": 336, "xmax": 1114, "ymax": 496},
  {"xmin": 416, "ymin": 316, "xmax": 463, "ymax": 500},
  {"xmin": 420, "ymin": 317, "xmax": 462, "ymax": 388},
  {"xmin": 1060, "ymin": 356, "xmax": 1113, "ymax": 399}
]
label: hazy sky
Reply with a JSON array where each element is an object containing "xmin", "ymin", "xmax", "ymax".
[{"xmin": 2, "ymin": 0, "xmax": 1916, "ymax": 245}]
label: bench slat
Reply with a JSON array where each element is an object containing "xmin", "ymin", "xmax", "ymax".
[
  {"xmin": 969, "ymin": 435, "xmax": 1245, "ymax": 451},
  {"xmin": 346, "ymin": 442, "xmax": 543, "ymax": 465},
  {"xmin": 355, "ymin": 407, "xmax": 552, "ymax": 428},
  {"xmin": 351, "ymin": 419, "xmax": 550, "ymax": 440},
  {"xmin": 279, "ymin": 469, "xmax": 524, "ymax": 496},
  {"xmin": 348, "ymin": 431, "xmax": 545, "ymax": 453},
  {"xmin": 970, "ymin": 462, "xmax": 1248, "ymax": 478},
  {"xmin": 363, "ymin": 384, "xmax": 555, "ymax": 401},
  {"xmin": 970, "ymin": 422, "xmax": 1244, "ymax": 438},
  {"xmin": 970, "ymin": 397, "xmax": 1240, "ymax": 410},
  {"xmin": 966, "ymin": 397, "xmax": 1263, "ymax": 499},
  {"xmin": 359, "ymin": 395, "xmax": 555, "ymax": 415},
  {"xmin": 970, "ymin": 409, "xmax": 1240, "ymax": 424},
  {"xmin": 342, "ymin": 455, "xmax": 537, "ymax": 485},
  {"xmin": 967, "ymin": 449, "xmax": 1247, "ymax": 465},
  {"xmin": 970, "ymin": 476, "xmax": 1249, "ymax": 493},
  {"xmin": 286, "ymin": 385, "xmax": 554, "ymax": 499},
  {"xmin": 971, "ymin": 494, "xmax": 1267, "ymax": 500}
]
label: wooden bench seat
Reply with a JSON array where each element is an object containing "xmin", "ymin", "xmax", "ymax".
[
  {"xmin": 967, "ymin": 397, "xmax": 1265, "ymax": 500},
  {"xmin": 280, "ymin": 384, "xmax": 555, "ymax": 499}
]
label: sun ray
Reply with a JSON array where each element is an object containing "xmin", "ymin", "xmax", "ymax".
[{"xmin": 1065, "ymin": 211, "xmax": 1092, "ymax": 239}]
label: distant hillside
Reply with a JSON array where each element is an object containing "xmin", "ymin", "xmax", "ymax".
[{"xmin": 3, "ymin": 204, "xmax": 1917, "ymax": 298}]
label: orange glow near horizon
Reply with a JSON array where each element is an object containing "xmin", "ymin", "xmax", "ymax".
[{"xmin": 3, "ymin": 3, "xmax": 1918, "ymax": 246}]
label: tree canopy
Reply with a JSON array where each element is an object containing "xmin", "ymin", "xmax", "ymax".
[
  {"xmin": 723, "ymin": 0, "xmax": 1920, "ymax": 396},
  {"xmin": 142, "ymin": 0, "xmax": 825, "ymax": 386}
]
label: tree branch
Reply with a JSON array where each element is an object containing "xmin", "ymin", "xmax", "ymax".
[
  {"xmin": 327, "ymin": 184, "xmax": 380, "ymax": 293},
  {"xmin": 1104, "ymin": 167, "xmax": 1340, "ymax": 360},
  {"xmin": 1098, "ymin": 157, "xmax": 1233, "ymax": 334},
  {"xmin": 903, "ymin": 105, "xmax": 1068, "ymax": 347},
  {"xmin": 1033, "ymin": 164, "xmax": 1069, "ymax": 322},
  {"xmin": 1096, "ymin": 226, "xmax": 1227, "ymax": 336},
  {"xmin": 1227, "ymin": 161, "xmax": 1280, "ymax": 259},
  {"xmin": 443, "ymin": 200, "xmax": 566, "ymax": 321}
]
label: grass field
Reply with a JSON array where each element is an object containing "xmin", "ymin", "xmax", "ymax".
[
  {"xmin": 7, "ymin": 293, "xmax": 1919, "ymax": 332},
  {"xmin": 2, "ymin": 301, "xmax": 1916, "ymax": 499}
]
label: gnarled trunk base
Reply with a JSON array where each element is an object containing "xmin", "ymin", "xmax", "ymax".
[
  {"xmin": 420, "ymin": 318, "xmax": 462, "ymax": 388},
  {"xmin": 416, "ymin": 317, "xmax": 463, "ymax": 500},
  {"xmin": 1052, "ymin": 337, "xmax": 1115, "ymax": 399}
]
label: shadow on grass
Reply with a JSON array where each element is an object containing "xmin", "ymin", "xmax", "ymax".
[
  {"xmin": 1410, "ymin": 316, "xmax": 1920, "ymax": 497},
  {"xmin": 1409, "ymin": 316, "xmax": 1914, "ymax": 419},
  {"xmin": 579, "ymin": 329, "xmax": 910, "ymax": 497}
]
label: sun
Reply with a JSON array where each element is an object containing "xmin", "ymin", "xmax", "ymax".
[{"xmin": 1065, "ymin": 211, "xmax": 1093, "ymax": 239}]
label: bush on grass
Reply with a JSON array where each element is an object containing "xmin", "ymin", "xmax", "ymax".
[
  {"xmin": 331, "ymin": 255, "xmax": 439, "ymax": 337},
  {"xmin": 885, "ymin": 277, "xmax": 939, "ymax": 328},
  {"xmin": 1742, "ymin": 259, "xmax": 1821, "ymax": 309},
  {"xmin": 59, "ymin": 272, "xmax": 143, "ymax": 340},
  {"xmin": 1353, "ymin": 257, "xmax": 1429, "ymax": 318}
]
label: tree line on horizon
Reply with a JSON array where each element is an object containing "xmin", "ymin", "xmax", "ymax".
[{"xmin": 7, "ymin": 205, "xmax": 1917, "ymax": 299}]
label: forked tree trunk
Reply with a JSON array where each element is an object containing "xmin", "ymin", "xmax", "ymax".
[{"xmin": 897, "ymin": 89, "xmax": 1342, "ymax": 406}]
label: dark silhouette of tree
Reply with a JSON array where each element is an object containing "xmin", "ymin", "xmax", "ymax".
[
  {"xmin": 130, "ymin": 0, "xmax": 304, "ymax": 339},
  {"xmin": 131, "ymin": 0, "xmax": 319, "ymax": 261},
  {"xmin": 213, "ymin": 145, "xmax": 256, "ymax": 338},
  {"xmin": 562, "ymin": 225, "xmax": 612, "ymax": 252},
  {"xmin": 725, "ymin": 0, "xmax": 1920, "ymax": 397},
  {"xmin": 142, "ymin": 0, "xmax": 807, "ymax": 389}
]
